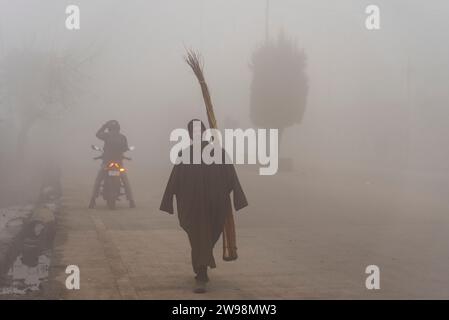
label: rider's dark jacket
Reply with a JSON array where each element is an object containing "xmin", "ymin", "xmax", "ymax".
[{"xmin": 96, "ymin": 129, "xmax": 129, "ymax": 163}]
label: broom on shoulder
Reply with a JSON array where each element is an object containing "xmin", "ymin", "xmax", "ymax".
[{"xmin": 185, "ymin": 49, "xmax": 238, "ymax": 261}]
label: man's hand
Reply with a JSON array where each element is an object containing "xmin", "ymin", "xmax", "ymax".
[
  {"xmin": 101, "ymin": 120, "xmax": 114, "ymax": 131},
  {"xmin": 97, "ymin": 121, "xmax": 112, "ymax": 140}
]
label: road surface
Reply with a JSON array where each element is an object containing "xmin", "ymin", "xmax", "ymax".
[{"xmin": 42, "ymin": 166, "xmax": 449, "ymax": 299}]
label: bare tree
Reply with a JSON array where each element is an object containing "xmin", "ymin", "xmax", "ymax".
[{"xmin": 0, "ymin": 48, "xmax": 84, "ymax": 159}]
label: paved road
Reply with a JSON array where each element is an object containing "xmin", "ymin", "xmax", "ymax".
[{"xmin": 43, "ymin": 167, "xmax": 449, "ymax": 299}]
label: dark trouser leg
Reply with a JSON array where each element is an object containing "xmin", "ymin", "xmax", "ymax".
[
  {"xmin": 195, "ymin": 265, "xmax": 208, "ymax": 282},
  {"xmin": 188, "ymin": 233, "xmax": 210, "ymax": 282},
  {"xmin": 188, "ymin": 233, "xmax": 200, "ymax": 274},
  {"xmin": 120, "ymin": 173, "xmax": 135, "ymax": 207},
  {"xmin": 89, "ymin": 168, "xmax": 104, "ymax": 208}
]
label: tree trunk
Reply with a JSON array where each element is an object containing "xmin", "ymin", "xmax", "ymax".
[
  {"xmin": 265, "ymin": 0, "xmax": 270, "ymax": 42},
  {"xmin": 16, "ymin": 119, "xmax": 34, "ymax": 161}
]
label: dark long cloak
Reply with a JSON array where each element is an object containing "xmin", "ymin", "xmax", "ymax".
[{"xmin": 160, "ymin": 144, "xmax": 248, "ymax": 271}]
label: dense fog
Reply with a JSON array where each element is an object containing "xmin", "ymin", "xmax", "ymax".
[{"xmin": 1, "ymin": 0, "xmax": 449, "ymax": 299}]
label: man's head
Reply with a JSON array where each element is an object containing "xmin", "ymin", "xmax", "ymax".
[
  {"xmin": 187, "ymin": 119, "xmax": 206, "ymax": 141},
  {"xmin": 107, "ymin": 120, "xmax": 121, "ymax": 133}
]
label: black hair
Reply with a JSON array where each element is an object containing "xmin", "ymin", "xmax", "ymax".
[{"xmin": 187, "ymin": 119, "xmax": 206, "ymax": 139}]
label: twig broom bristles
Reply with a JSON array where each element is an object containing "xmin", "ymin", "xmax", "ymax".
[{"xmin": 185, "ymin": 50, "xmax": 217, "ymax": 129}]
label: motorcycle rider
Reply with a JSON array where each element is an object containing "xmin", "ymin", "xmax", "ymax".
[{"xmin": 89, "ymin": 120, "xmax": 136, "ymax": 209}]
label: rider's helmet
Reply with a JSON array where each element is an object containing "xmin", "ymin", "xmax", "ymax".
[{"xmin": 107, "ymin": 120, "xmax": 120, "ymax": 133}]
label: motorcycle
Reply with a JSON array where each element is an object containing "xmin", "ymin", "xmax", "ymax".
[{"xmin": 91, "ymin": 145, "xmax": 134, "ymax": 210}]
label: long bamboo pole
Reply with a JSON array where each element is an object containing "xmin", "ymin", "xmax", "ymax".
[{"xmin": 185, "ymin": 49, "xmax": 238, "ymax": 261}]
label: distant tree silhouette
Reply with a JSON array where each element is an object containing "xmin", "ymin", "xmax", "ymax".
[
  {"xmin": 0, "ymin": 48, "xmax": 84, "ymax": 159},
  {"xmin": 250, "ymin": 31, "xmax": 308, "ymax": 147}
]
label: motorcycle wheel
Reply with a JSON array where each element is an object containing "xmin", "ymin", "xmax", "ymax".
[
  {"xmin": 104, "ymin": 175, "xmax": 119, "ymax": 210},
  {"xmin": 106, "ymin": 197, "xmax": 116, "ymax": 210}
]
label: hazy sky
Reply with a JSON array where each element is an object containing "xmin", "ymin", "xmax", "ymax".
[{"xmin": 1, "ymin": 0, "xmax": 449, "ymax": 174}]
